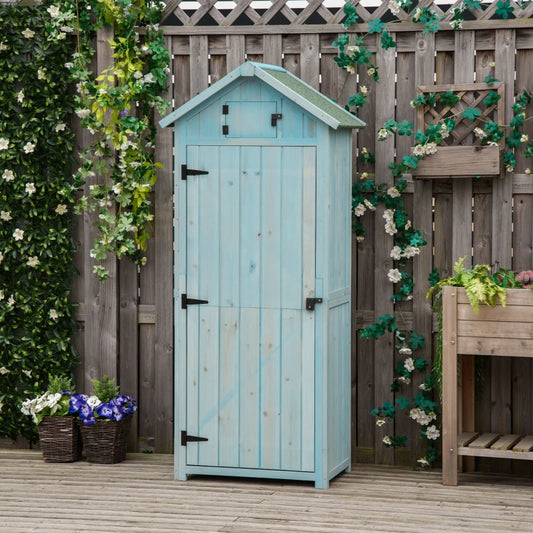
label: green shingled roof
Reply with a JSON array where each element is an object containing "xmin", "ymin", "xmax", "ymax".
[
  {"xmin": 159, "ymin": 61, "xmax": 365, "ymax": 130},
  {"xmin": 257, "ymin": 66, "xmax": 365, "ymax": 129}
]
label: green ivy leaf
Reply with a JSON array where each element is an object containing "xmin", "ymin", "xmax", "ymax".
[
  {"xmin": 397, "ymin": 120, "xmax": 413, "ymax": 136},
  {"xmin": 462, "ymin": 107, "xmax": 481, "ymax": 121},
  {"xmin": 381, "ymin": 30, "xmax": 396, "ymax": 50},
  {"xmin": 485, "ymin": 75, "xmax": 500, "ymax": 86},
  {"xmin": 495, "ymin": 0, "xmax": 514, "ymax": 19},
  {"xmin": 369, "ymin": 18, "xmax": 386, "ymax": 34},
  {"xmin": 439, "ymin": 91, "xmax": 459, "ymax": 107},
  {"xmin": 343, "ymin": 2, "xmax": 359, "ymax": 27}
]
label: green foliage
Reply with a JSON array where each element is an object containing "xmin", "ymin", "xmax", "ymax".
[
  {"xmin": 462, "ymin": 107, "xmax": 481, "ymax": 121},
  {"xmin": 484, "ymin": 75, "xmax": 499, "ymax": 86},
  {"xmin": 48, "ymin": 374, "xmax": 74, "ymax": 395},
  {"xmin": 380, "ymin": 31, "xmax": 396, "ymax": 50},
  {"xmin": 427, "ymin": 257, "xmax": 507, "ymax": 313},
  {"xmin": 495, "ymin": 0, "xmax": 514, "ymax": 18},
  {"xmin": 439, "ymin": 91, "xmax": 459, "ymax": 107},
  {"xmin": 0, "ymin": 0, "xmax": 78, "ymax": 443},
  {"xmin": 91, "ymin": 374, "xmax": 120, "ymax": 404},
  {"xmin": 342, "ymin": 2, "xmax": 359, "ymax": 28},
  {"xmin": 483, "ymin": 90, "xmax": 501, "ymax": 107},
  {"xmin": 368, "ymin": 18, "xmax": 385, "ymax": 34},
  {"xmin": 360, "ymin": 314, "xmax": 397, "ymax": 339},
  {"xmin": 72, "ymin": 0, "xmax": 170, "ymax": 281}
]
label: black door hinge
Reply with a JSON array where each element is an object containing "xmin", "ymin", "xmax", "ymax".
[
  {"xmin": 305, "ymin": 297, "xmax": 323, "ymax": 311},
  {"xmin": 181, "ymin": 164, "xmax": 209, "ymax": 181},
  {"xmin": 222, "ymin": 124, "xmax": 229, "ymax": 135},
  {"xmin": 271, "ymin": 113, "xmax": 282, "ymax": 126},
  {"xmin": 181, "ymin": 294, "xmax": 209, "ymax": 309},
  {"xmin": 222, "ymin": 104, "xmax": 229, "ymax": 114},
  {"xmin": 181, "ymin": 430, "xmax": 208, "ymax": 446}
]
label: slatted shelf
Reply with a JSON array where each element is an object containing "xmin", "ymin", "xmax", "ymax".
[{"xmin": 458, "ymin": 433, "xmax": 533, "ymax": 460}]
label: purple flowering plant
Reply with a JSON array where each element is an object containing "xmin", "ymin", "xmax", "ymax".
[{"xmin": 69, "ymin": 375, "xmax": 136, "ymax": 426}]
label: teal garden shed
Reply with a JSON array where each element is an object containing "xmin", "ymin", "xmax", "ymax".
[{"xmin": 159, "ymin": 62, "xmax": 364, "ymax": 489}]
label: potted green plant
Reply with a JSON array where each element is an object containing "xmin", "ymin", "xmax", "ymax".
[
  {"xmin": 20, "ymin": 375, "xmax": 82, "ymax": 463},
  {"xmin": 69, "ymin": 375, "xmax": 136, "ymax": 464}
]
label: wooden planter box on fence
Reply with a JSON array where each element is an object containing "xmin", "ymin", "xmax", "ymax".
[{"xmin": 441, "ymin": 286, "xmax": 533, "ymax": 485}]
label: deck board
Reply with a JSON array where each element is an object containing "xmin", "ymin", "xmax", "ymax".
[{"xmin": 1, "ymin": 451, "xmax": 533, "ymax": 532}]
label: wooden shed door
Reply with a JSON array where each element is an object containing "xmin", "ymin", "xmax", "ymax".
[{"xmin": 184, "ymin": 144, "xmax": 316, "ymax": 472}]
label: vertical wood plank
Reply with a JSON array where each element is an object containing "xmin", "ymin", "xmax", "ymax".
[
  {"xmin": 490, "ymin": 30, "xmax": 515, "ymax": 473},
  {"xmin": 263, "ymin": 35, "xmax": 282, "ymax": 66},
  {"xmin": 84, "ymin": 26, "xmax": 118, "ymax": 389},
  {"xmin": 454, "ymin": 31, "xmax": 475, "ymax": 471},
  {"xmin": 373, "ymin": 36, "xmax": 396, "ymax": 465},
  {"xmin": 442, "ymin": 286, "xmax": 458, "ymax": 486},
  {"xmin": 226, "ymin": 35, "xmax": 245, "ymax": 72},
  {"xmin": 412, "ymin": 31, "xmax": 435, "ymax": 463},
  {"xmin": 154, "ymin": 36, "xmax": 174, "ymax": 453},
  {"xmin": 190, "ymin": 35, "xmax": 209, "ymax": 96},
  {"xmin": 299, "ymin": 34, "xmax": 319, "ymax": 90}
]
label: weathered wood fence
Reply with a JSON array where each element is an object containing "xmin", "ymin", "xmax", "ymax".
[{"xmin": 73, "ymin": 0, "xmax": 533, "ymax": 469}]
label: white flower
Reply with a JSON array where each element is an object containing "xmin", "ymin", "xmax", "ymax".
[
  {"xmin": 0, "ymin": 211, "xmax": 11, "ymax": 221},
  {"xmin": 383, "ymin": 209, "xmax": 395, "ymax": 222},
  {"xmin": 22, "ymin": 369, "xmax": 32, "ymax": 378},
  {"xmin": 60, "ymin": 26, "xmax": 74, "ymax": 33},
  {"xmin": 440, "ymin": 124, "xmax": 450, "ymax": 139},
  {"xmin": 387, "ymin": 268, "xmax": 402, "ymax": 283},
  {"xmin": 38, "ymin": 69, "xmax": 47, "ymax": 80},
  {"xmin": 17, "ymin": 91, "xmax": 24, "ymax": 103},
  {"xmin": 57, "ymin": 33, "xmax": 67, "ymax": 40},
  {"xmin": 112, "ymin": 184, "xmax": 122, "ymax": 195},
  {"xmin": 49, "ymin": 309, "xmax": 59, "ymax": 320},
  {"xmin": 13, "ymin": 228, "xmax": 24, "ymax": 241},
  {"xmin": 346, "ymin": 45, "xmax": 360, "ymax": 54},
  {"xmin": 64, "ymin": 62, "xmax": 73, "ymax": 69},
  {"xmin": 354, "ymin": 203, "xmax": 366, "ymax": 217},
  {"xmin": 376, "ymin": 418, "xmax": 386, "ymax": 427},
  {"xmin": 419, "ymin": 382, "xmax": 430, "ymax": 391},
  {"xmin": 426, "ymin": 425, "xmax": 440, "ymax": 440},
  {"xmin": 25, "ymin": 183, "xmax": 36, "ymax": 195},
  {"xmin": 382, "ymin": 436, "xmax": 392, "ymax": 446},
  {"xmin": 387, "ymin": 186, "xmax": 400, "ymax": 198},
  {"xmin": 413, "ymin": 7, "xmax": 422, "ymax": 20},
  {"xmin": 488, "ymin": 141, "xmax": 499, "ymax": 147},
  {"xmin": 489, "ymin": 61, "xmax": 496, "ymax": 68},
  {"xmin": 356, "ymin": 235, "xmax": 365, "ymax": 242},
  {"xmin": 0, "ymin": 252, "xmax": 3, "ymax": 264},
  {"xmin": 404, "ymin": 357, "xmax": 415, "ymax": 372},
  {"xmin": 367, "ymin": 67, "xmax": 376, "ymax": 77},
  {"xmin": 0, "ymin": 402, "xmax": 3, "ymax": 412},
  {"xmin": 359, "ymin": 85, "xmax": 368, "ymax": 95},
  {"xmin": 22, "ymin": 28, "xmax": 35, "ymax": 39},
  {"xmin": 409, "ymin": 408, "xmax": 436, "ymax": 426},
  {"xmin": 55, "ymin": 123, "xmax": 66, "ymax": 132},
  {"xmin": 0, "ymin": 138, "xmax": 9, "ymax": 151},
  {"xmin": 2, "ymin": 169, "xmax": 14, "ymax": 181},
  {"xmin": 402, "ymin": 246, "xmax": 420, "ymax": 258},
  {"xmin": 390, "ymin": 246, "xmax": 402, "ymax": 260},
  {"xmin": 521, "ymin": 134, "xmax": 529, "ymax": 143},
  {"xmin": 87, "ymin": 395, "xmax": 101, "ymax": 408},
  {"xmin": 385, "ymin": 221, "xmax": 397, "ymax": 235},
  {"xmin": 526, "ymin": 168, "xmax": 532, "ymax": 175},
  {"xmin": 134, "ymin": 70, "xmax": 144, "ymax": 79},
  {"xmin": 0, "ymin": 289, "xmax": 3, "ymax": 300},
  {"xmin": 7, "ymin": 295, "xmax": 14, "ymax": 306},
  {"xmin": 360, "ymin": 172, "xmax": 370, "ymax": 180},
  {"xmin": 140, "ymin": 257, "xmax": 147, "ymax": 265},
  {"xmin": 146, "ymin": 214, "xmax": 154, "ymax": 222},
  {"xmin": 0, "ymin": 366, "xmax": 10, "ymax": 375},
  {"xmin": 417, "ymin": 457, "xmax": 429, "ymax": 467},
  {"xmin": 451, "ymin": 20, "xmax": 463, "ymax": 29},
  {"xmin": 405, "ymin": 220, "xmax": 412, "ymax": 230},
  {"xmin": 413, "ymin": 144, "xmax": 425, "ymax": 157},
  {"xmin": 0, "ymin": 42, "xmax": 7, "ymax": 51},
  {"xmin": 75, "ymin": 109, "xmax": 90, "ymax": 119},
  {"xmin": 363, "ymin": 199, "xmax": 376, "ymax": 211},
  {"xmin": 377, "ymin": 128, "xmax": 389, "ymax": 141},
  {"xmin": 344, "ymin": 65, "xmax": 355, "ymax": 74},
  {"xmin": 55, "ymin": 204, "xmax": 68, "ymax": 215},
  {"xmin": 474, "ymin": 127, "xmax": 487, "ymax": 139},
  {"xmin": 389, "ymin": 0, "xmax": 401, "ymax": 15},
  {"xmin": 143, "ymin": 73, "xmax": 155, "ymax": 84},
  {"xmin": 398, "ymin": 376, "xmax": 411, "ymax": 384},
  {"xmin": 47, "ymin": 5, "xmax": 60, "ymax": 17},
  {"xmin": 425, "ymin": 142, "xmax": 437, "ymax": 155},
  {"xmin": 399, "ymin": 346, "xmax": 412, "ymax": 356},
  {"xmin": 23, "ymin": 142, "xmax": 35, "ymax": 154},
  {"xmin": 27, "ymin": 256, "xmax": 39, "ymax": 268}
]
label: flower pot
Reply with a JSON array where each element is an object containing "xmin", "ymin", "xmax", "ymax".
[
  {"xmin": 38, "ymin": 416, "xmax": 83, "ymax": 463},
  {"xmin": 78, "ymin": 416, "xmax": 132, "ymax": 464}
]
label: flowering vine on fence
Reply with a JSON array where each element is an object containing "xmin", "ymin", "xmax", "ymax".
[
  {"xmin": 72, "ymin": 0, "xmax": 170, "ymax": 281},
  {"xmin": 334, "ymin": 0, "xmax": 533, "ymax": 467},
  {"xmin": 0, "ymin": 0, "xmax": 79, "ymax": 443}
]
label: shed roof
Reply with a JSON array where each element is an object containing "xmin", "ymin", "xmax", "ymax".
[{"xmin": 159, "ymin": 62, "xmax": 365, "ymax": 130}]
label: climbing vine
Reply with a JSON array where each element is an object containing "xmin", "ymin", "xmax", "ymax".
[
  {"xmin": 334, "ymin": 0, "xmax": 533, "ymax": 467},
  {"xmin": 72, "ymin": 0, "xmax": 170, "ymax": 281}
]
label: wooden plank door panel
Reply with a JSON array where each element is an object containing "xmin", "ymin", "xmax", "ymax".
[{"xmin": 185, "ymin": 145, "xmax": 316, "ymax": 472}]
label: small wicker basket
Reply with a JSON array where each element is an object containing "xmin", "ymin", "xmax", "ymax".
[
  {"xmin": 79, "ymin": 416, "xmax": 132, "ymax": 464},
  {"xmin": 38, "ymin": 416, "xmax": 83, "ymax": 463}
]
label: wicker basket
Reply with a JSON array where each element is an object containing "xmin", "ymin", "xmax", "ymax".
[
  {"xmin": 38, "ymin": 416, "xmax": 83, "ymax": 463},
  {"xmin": 79, "ymin": 416, "xmax": 132, "ymax": 464}
]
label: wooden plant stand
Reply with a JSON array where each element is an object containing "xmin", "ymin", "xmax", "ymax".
[{"xmin": 441, "ymin": 286, "xmax": 533, "ymax": 486}]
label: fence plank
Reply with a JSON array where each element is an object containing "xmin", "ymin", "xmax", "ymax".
[{"xmin": 373, "ymin": 36, "xmax": 396, "ymax": 465}]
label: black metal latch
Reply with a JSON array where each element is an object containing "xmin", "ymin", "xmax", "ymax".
[
  {"xmin": 271, "ymin": 113, "xmax": 282, "ymax": 126},
  {"xmin": 181, "ymin": 164, "xmax": 209, "ymax": 181},
  {"xmin": 306, "ymin": 297, "xmax": 323, "ymax": 311},
  {"xmin": 181, "ymin": 430, "xmax": 208, "ymax": 446},
  {"xmin": 181, "ymin": 294, "xmax": 209, "ymax": 309}
]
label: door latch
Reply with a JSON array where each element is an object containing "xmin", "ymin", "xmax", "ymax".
[
  {"xmin": 305, "ymin": 297, "xmax": 323, "ymax": 311},
  {"xmin": 271, "ymin": 113, "xmax": 282, "ymax": 126}
]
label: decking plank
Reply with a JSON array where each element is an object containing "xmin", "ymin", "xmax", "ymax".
[{"xmin": 2, "ymin": 452, "xmax": 533, "ymax": 532}]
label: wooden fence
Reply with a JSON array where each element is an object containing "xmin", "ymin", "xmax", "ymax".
[{"xmin": 73, "ymin": 0, "xmax": 533, "ymax": 470}]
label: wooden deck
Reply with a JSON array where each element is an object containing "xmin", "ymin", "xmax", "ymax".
[{"xmin": 2, "ymin": 451, "xmax": 533, "ymax": 532}]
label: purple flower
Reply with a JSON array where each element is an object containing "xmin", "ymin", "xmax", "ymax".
[
  {"xmin": 119, "ymin": 109, "xmax": 129, "ymax": 117},
  {"xmin": 95, "ymin": 403, "xmax": 114, "ymax": 419}
]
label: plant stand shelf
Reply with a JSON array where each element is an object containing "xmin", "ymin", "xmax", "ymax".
[{"xmin": 441, "ymin": 286, "xmax": 533, "ymax": 486}]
